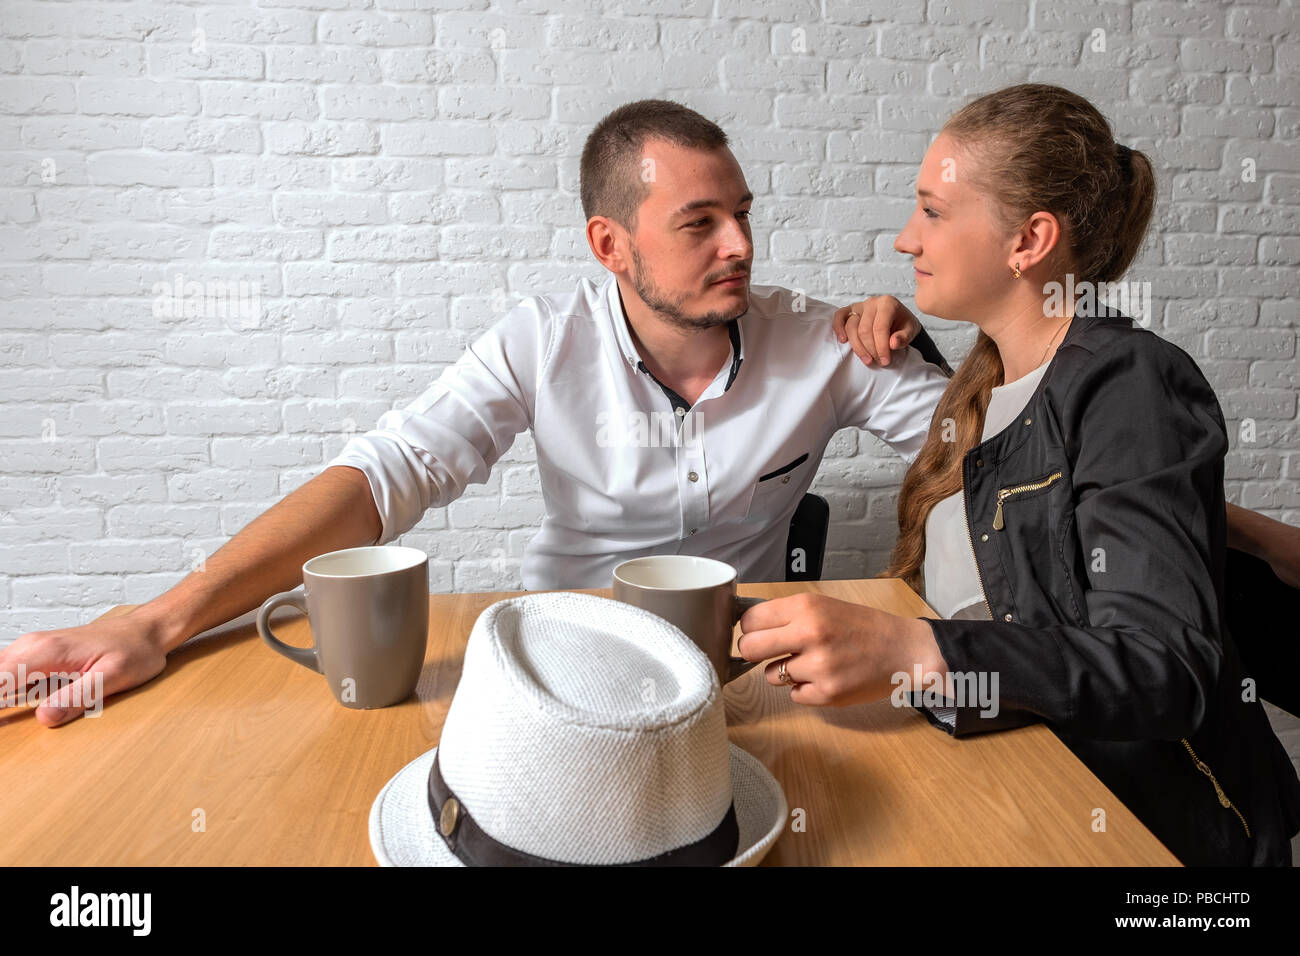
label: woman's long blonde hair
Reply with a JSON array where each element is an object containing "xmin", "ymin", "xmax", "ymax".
[{"xmin": 884, "ymin": 84, "xmax": 1157, "ymax": 592}]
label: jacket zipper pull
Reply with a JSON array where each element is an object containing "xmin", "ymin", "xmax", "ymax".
[{"xmin": 993, "ymin": 498, "xmax": 1005, "ymax": 531}]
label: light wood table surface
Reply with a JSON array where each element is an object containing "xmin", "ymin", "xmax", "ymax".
[{"xmin": 1, "ymin": 578, "xmax": 1179, "ymax": 866}]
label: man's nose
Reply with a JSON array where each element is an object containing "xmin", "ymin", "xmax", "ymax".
[{"xmin": 720, "ymin": 219, "xmax": 753, "ymax": 259}]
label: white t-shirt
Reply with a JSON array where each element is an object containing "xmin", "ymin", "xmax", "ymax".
[{"xmin": 923, "ymin": 359, "xmax": 1052, "ymax": 620}]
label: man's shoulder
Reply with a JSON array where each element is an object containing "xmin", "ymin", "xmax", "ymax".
[
  {"xmin": 743, "ymin": 285, "xmax": 839, "ymax": 356},
  {"xmin": 514, "ymin": 274, "xmax": 609, "ymax": 322}
]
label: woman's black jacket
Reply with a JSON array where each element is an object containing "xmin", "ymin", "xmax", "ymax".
[{"xmin": 914, "ymin": 310, "xmax": 1300, "ymax": 866}]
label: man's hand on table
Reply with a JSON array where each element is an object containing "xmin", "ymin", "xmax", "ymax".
[
  {"xmin": 0, "ymin": 608, "xmax": 171, "ymax": 727},
  {"xmin": 736, "ymin": 592, "xmax": 946, "ymax": 707},
  {"xmin": 832, "ymin": 295, "xmax": 923, "ymax": 367}
]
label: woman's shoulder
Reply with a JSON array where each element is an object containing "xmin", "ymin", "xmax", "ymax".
[{"xmin": 1048, "ymin": 312, "xmax": 1215, "ymax": 401}]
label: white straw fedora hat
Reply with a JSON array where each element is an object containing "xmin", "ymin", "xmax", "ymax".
[{"xmin": 369, "ymin": 591, "xmax": 787, "ymax": 866}]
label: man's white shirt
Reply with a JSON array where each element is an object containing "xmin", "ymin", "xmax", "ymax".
[{"xmin": 325, "ymin": 274, "xmax": 948, "ymax": 589}]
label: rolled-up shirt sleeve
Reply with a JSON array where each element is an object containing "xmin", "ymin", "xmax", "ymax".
[{"xmin": 325, "ymin": 300, "xmax": 551, "ymax": 545}]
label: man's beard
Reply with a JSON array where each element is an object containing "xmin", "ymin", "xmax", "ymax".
[{"xmin": 629, "ymin": 245, "xmax": 748, "ymax": 332}]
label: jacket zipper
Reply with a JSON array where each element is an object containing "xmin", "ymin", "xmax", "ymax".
[
  {"xmin": 1181, "ymin": 738, "xmax": 1251, "ymax": 838},
  {"xmin": 992, "ymin": 471, "xmax": 1063, "ymax": 531},
  {"xmin": 961, "ymin": 468, "xmax": 995, "ymax": 620}
]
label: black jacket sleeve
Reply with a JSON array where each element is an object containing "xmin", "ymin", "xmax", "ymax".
[{"xmin": 922, "ymin": 333, "xmax": 1229, "ymax": 740}]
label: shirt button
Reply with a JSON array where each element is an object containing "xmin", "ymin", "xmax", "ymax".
[
  {"xmin": 687, "ymin": 471, "xmax": 698, "ymax": 482},
  {"xmin": 981, "ymin": 533, "xmax": 989, "ymax": 542},
  {"xmin": 976, "ymin": 458, "xmax": 983, "ymax": 468},
  {"xmin": 781, "ymin": 475, "xmax": 790, "ymax": 484},
  {"xmin": 689, "ymin": 528, "xmax": 697, "ymax": 535},
  {"xmin": 1004, "ymin": 613, "xmax": 1013, "ymax": 622},
  {"xmin": 1023, "ymin": 418, "xmax": 1032, "ymax": 426},
  {"xmin": 675, "ymin": 407, "xmax": 685, "ymax": 417}
]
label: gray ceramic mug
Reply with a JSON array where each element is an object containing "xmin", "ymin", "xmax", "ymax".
[
  {"xmin": 256, "ymin": 546, "xmax": 429, "ymax": 709},
  {"xmin": 612, "ymin": 555, "xmax": 764, "ymax": 685}
]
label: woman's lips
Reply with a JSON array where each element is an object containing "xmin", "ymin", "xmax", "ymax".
[{"xmin": 914, "ymin": 268, "xmax": 931, "ymax": 277}]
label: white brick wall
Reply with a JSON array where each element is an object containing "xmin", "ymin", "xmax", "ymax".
[{"xmin": 1, "ymin": 0, "xmax": 1297, "ymax": 640}]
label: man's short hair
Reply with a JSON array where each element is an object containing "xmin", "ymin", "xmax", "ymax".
[{"xmin": 580, "ymin": 99, "xmax": 729, "ymax": 230}]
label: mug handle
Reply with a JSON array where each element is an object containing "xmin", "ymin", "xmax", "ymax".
[
  {"xmin": 726, "ymin": 595, "xmax": 766, "ymax": 683},
  {"xmin": 256, "ymin": 584, "xmax": 322, "ymax": 674}
]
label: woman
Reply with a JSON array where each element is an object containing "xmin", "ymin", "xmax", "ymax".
[{"xmin": 736, "ymin": 84, "xmax": 1300, "ymax": 866}]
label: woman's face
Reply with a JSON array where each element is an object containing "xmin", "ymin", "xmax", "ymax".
[{"xmin": 894, "ymin": 132, "xmax": 1016, "ymax": 325}]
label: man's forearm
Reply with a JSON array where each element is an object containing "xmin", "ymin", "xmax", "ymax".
[
  {"xmin": 130, "ymin": 466, "xmax": 383, "ymax": 654},
  {"xmin": 1228, "ymin": 501, "xmax": 1283, "ymax": 561}
]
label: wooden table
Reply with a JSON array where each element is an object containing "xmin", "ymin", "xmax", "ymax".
[{"xmin": 0, "ymin": 579, "xmax": 1179, "ymax": 866}]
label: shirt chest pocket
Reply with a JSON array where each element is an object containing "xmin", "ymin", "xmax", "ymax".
[{"xmin": 743, "ymin": 451, "xmax": 809, "ymax": 522}]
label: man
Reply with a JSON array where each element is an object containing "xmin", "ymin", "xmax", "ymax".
[{"xmin": 2, "ymin": 100, "xmax": 949, "ymax": 727}]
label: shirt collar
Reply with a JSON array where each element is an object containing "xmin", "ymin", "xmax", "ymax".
[{"xmin": 603, "ymin": 274, "xmax": 746, "ymax": 376}]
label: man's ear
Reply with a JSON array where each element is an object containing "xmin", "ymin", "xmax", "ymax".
[
  {"xmin": 586, "ymin": 216, "xmax": 630, "ymax": 274},
  {"xmin": 1009, "ymin": 210, "xmax": 1063, "ymax": 274}
]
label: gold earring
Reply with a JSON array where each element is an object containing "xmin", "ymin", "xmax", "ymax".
[{"xmin": 1012, "ymin": 263, "xmax": 1021, "ymax": 279}]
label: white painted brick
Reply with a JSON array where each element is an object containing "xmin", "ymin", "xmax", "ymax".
[
  {"xmin": 321, "ymin": 84, "xmax": 439, "ymax": 121},
  {"xmin": 827, "ymin": 59, "xmax": 923, "ymax": 96},
  {"xmin": 66, "ymin": 542, "xmax": 181, "ymax": 577},
  {"xmin": 328, "ymin": 225, "xmax": 437, "ymax": 261},
  {"xmin": 0, "ymin": 76, "xmax": 75, "ymax": 113},
  {"xmin": 1035, "ymin": 0, "xmax": 1131, "ymax": 32},
  {"xmin": 318, "ymin": 12, "xmax": 434, "ymax": 46},
  {"xmin": 23, "ymin": 40, "xmax": 144, "ymax": 76},
  {"xmin": 383, "ymin": 48, "xmax": 493, "ymax": 84},
  {"xmin": 1131, "ymin": 70, "xmax": 1225, "ymax": 105},
  {"xmin": 439, "ymin": 224, "xmax": 549, "ymax": 259},
  {"xmin": 776, "ymin": 93, "xmax": 875, "ymax": 130},
  {"xmin": 0, "ymin": 507, "xmax": 100, "ymax": 545},
  {"xmin": 1227, "ymin": 73, "xmax": 1297, "ymax": 107},
  {"xmin": 223, "ymin": 366, "xmax": 337, "ymax": 401},
  {"xmin": 87, "ymin": 152, "xmax": 211, "ymax": 188},
  {"xmin": 214, "ymin": 156, "xmax": 332, "ymax": 189},
  {"xmin": 146, "ymin": 44, "xmax": 265, "ymax": 81},
  {"xmin": 274, "ymin": 191, "xmax": 387, "ymax": 225},
  {"xmin": 265, "ymin": 121, "xmax": 381, "ymax": 156},
  {"xmin": 0, "ymin": 438, "xmax": 96, "ymax": 473},
  {"xmin": 1134, "ymin": 2, "xmax": 1225, "ymax": 38},
  {"xmin": 77, "ymin": 78, "xmax": 199, "ymax": 116},
  {"xmin": 394, "ymin": 329, "xmax": 473, "ymax": 363},
  {"xmin": 203, "ymin": 82, "xmax": 318, "ymax": 121},
  {"xmin": 284, "ymin": 262, "xmax": 396, "ymax": 296},
  {"xmin": 73, "ymin": 5, "xmax": 195, "ymax": 43},
  {"xmin": 97, "ymin": 437, "xmax": 209, "ymax": 472},
  {"xmin": 208, "ymin": 228, "xmax": 324, "ymax": 261},
  {"xmin": 166, "ymin": 470, "xmax": 278, "ymax": 504},
  {"xmin": 12, "ymin": 574, "xmax": 124, "ymax": 607},
  {"xmin": 1268, "ymin": 174, "xmax": 1300, "ymax": 204},
  {"xmin": 107, "ymin": 504, "xmax": 221, "ymax": 538},
  {"xmin": 142, "ymin": 118, "xmax": 262, "ymax": 154},
  {"xmin": 57, "ymin": 473, "xmax": 168, "ymax": 508},
  {"xmin": 1227, "ymin": 6, "xmax": 1300, "ymax": 42},
  {"xmin": 447, "ymin": 495, "xmax": 546, "ymax": 529},
  {"xmin": 398, "ymin": 261, "xmax": 505, "ymax": 295},
  {"xmin": 438, "ymin": 85, "xmax": 551, "ymax": 120},
  {"xmin": 211, "ymin": 437, "xmax": 321, "ymax": 469},
  {"xmin": 269, "ymin": 46, "xmax": 384, "ymax": 83},
  {"xmin": 197, "ymin": 9, "xmax": 319, "ymax": 44},
  {"xmin": 164, "ymin": 402, "xmax": 282, "ymax": 436},
  {"xmin": 544, "ymin": 16, "xmax": 658, "ymax": 51},
  {"xmin": 0, "ymin": 542, "xmax": 68, "ymax": 575},
  {"xmin": 0, "ymin": 222, "xmax": 87, "ymax": 259},
  {"xmin": 823, "ymin": 0, "xmax": 924, "ymax": 25}
]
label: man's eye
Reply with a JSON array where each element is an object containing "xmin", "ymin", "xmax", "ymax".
[
  {"xmin": 923, "ymin": 207, "xmax": 938, "ymax": 219},
  {"xmin": 688, "ymin": 218, "xmax": 708, "ymax": 228},
  {"xmin": 737, "ymin": 211, "xmax": 751, "ymax": 221}
]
